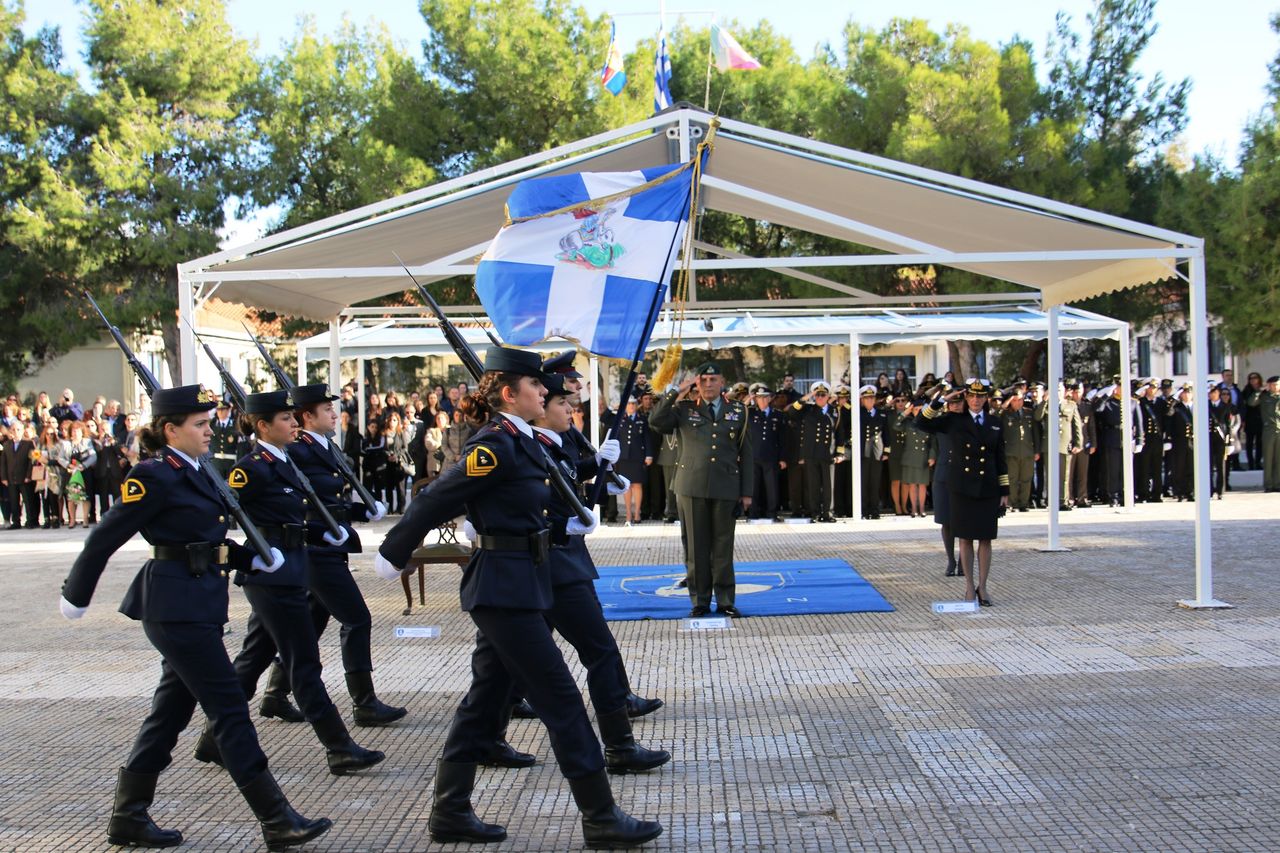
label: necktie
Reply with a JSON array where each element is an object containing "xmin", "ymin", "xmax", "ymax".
[{"xmin": 711, "ymin": 401, "xmax": 720, "ymax": 420}]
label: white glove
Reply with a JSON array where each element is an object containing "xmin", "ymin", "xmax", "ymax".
[
  {"xmin": 606, "ymin": 475, "xmax": 631, "ymax": 496},
  {"xmin": 374, "ymin": 552, "xmax": 405, "ymax": 580},
  {"xmin": 322, "ymin": 526, "xmax": 350, "ymax": 547},
  {"xmin": 462, "ymin": 519, "xmax": 477, "ymax": 541},
  {"xmin": 1162, "ymin": 441, "xmax": 1172, "ymax": 452},
  {"xmin": 252, "ymin": 547, "xmax": 285, "ymax": 573},
  {"xmin": 566, "ymin": 508, "xmax": 599, "ymax": 536},
  {"xmin": 1134, "ymin": 443, "xmax": 1145, "ymax": 454},
  {"xmin": 60, "ymin": 596, "xmax": 87, "ymax": 621},
  {"xmin": 597, "ymin": 438, "xmax": 621, "ymax": 464},
  {"xmin": 368, "ymin": 501, "xmax": 388, "ymax": 523}
]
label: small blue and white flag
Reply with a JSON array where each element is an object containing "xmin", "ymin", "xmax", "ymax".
[
  {"xmin": 654, "ymin": 27, "xmax": 673, "ymax": 113},
  {"xmin": 475, "ymin": 162, "xmax": 697, "ymax": 360}
]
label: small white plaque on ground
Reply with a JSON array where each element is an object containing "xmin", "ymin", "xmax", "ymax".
[
  {"xmin": 394, "ymin": 625, "xmax": 441, "ymax": 639},
  {"xmin": 683, "ymin": 616, "xmax": 732, "ymax": 631},
  {"xmin": 932, "ymin": 601, "xmax": 980, "ymax": 614},
  {"xmin": 747, "ymin": 518, "xmax": 775, "ymax": 525},
  {"xmin": 785, "ymin": 517, "xmax": 811, "ymax": 525}
]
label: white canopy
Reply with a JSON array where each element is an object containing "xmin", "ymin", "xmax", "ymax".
[{"xmin": 297, "ymin": 307, "xmax": 1127, "ymax": 363}]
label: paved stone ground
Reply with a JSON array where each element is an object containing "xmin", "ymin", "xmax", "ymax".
[{"xmin": 2, "ymin": 482, "xmax": 1278, "ymax": 852}]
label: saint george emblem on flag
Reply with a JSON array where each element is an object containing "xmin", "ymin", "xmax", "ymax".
[{"xmin": 475, "ymin": 162, "xmax": 697, "ymax": 360}]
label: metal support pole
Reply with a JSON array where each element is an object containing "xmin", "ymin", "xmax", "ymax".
[
  {"xmin": 178, "ymin": 268, "xmax": 196, "ymax": 385},
  {"xmin": 849, "ymin": 332, "xmax": 862, "ymax": 523},
  {"xmin": 1040, "ymin": 305, "xmax": 1069, "ymax": 552},
  {"xmin": 1119, "ymin": 326, "xmax": 1135, "ymax": 510},
  {"xmin": 357, "ymin": 357, "xmax": 367, "ymax": 435},
  {"xmin": 1180, "ymin": 252, "xmax": 1229, "ymax": 609},
  {"xmin": 589, "ymin": 356, "xmax": 602, "ymax": 448},
  {"xmin": 329, "ymin": 320, "xmax": 342, "ymax": 442}
]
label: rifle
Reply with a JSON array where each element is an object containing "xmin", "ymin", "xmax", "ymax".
[
  {"xmin": 188, "ymin": 323, "xmax": 347, "ymax": 544},
  {"xmin": 242, "ymin": 324, "xmax": 382, "ymax": 514},
  {"xmin": 83, "ymin": 291, "xmax": 275, "ymax": 565},
  {"xmin": 393, "ymin": 254, "xmax": 594, "ymax": 526}
]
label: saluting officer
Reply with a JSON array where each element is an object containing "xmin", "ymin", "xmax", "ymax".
[
  {"xmin": 375, "ymin": 347, "xmax": 661, "ymax": 848},
  {"xmin": 251, "ymin": 383, "xmax": 403, "ymax": 728},
  {"xmin": 1167, "ymin": 383, "xmax": 1195, "ymax": 500},
  {"xmin": 897, "ymin": 396, "xmax": 936, "ymax": 518},
  {"xmin": 59, "ymin": 385, "xmax": 331, "ymax": 851},
  {"xmin": 614, "ymin": 392, "xmax": 653, "ymax": 526},
  {"xmin": 649, "ymin": 362, "xmax": 753, "ymax": 618},
  {"xmin": 857, "ymin": 385, "xmax": 890, "ymax": 519},
  {"xmin": 833, "ymin": 385, "xmax": 855, "ymax": 517},
  {"xmin": 1247, "ymin": 375, "xmax": 1280, "ymax": 492},
  {"xmin": 1000, "ymin": 382, "xmax": 1039, "ymax": 512},
  {"xmin": 209, "ymin": 399, "xmax": 239, "ymax": 479},
  {"xmin": 785, "ymin": 380, "xmax": 839, "ymax": 523},
  {"xmin": 747, "ymin": 384, "xmax": 784, "ymax": 520},
  {"xmin": 1036, "ymin": 382, "xmax": 1083, "ymax": 510},
  {"xmin": 1134, "ymin": 379, "xmax": 1166, "ymax": 501},
  {"xmin": 193, "ymin": 390, "xmax": 385, "ymax": 777},
  {"xmin": 1093, "ymin": 384, "xmax": 1125, "ymax": 506}
]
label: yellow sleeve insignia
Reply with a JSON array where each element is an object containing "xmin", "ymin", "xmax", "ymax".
[
  {"xmin": 229, "ymin": 468, "xmax": 249, "ymax": 489},
  {"xmin": 121, "ymin": 478, "xmax": 146, "ymax": 504},
  {"xmin": 465, "ymin": 446, "xmax": 499, "ymax": 477}
]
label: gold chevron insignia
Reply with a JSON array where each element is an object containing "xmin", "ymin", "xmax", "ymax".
[
  {"xmin": 121, "ymin": 478, "xmax": 146, "ymax": 503},
  {"xmin": 466, "ymin": 446, "xmax": 498, "ymax": 477},
  {"xmin": 229, "ymin": 468, "xmax": 249, "ymax": 488}
]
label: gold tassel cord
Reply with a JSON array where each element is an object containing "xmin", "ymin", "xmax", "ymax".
[{"xmin": 652, "ymin": 118, "xmax": 718, "ymax": 390}]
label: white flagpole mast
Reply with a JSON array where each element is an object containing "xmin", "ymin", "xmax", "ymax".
[{"xmin": 704, "ymin": 13, "xmax": 715, "ymax": 109}]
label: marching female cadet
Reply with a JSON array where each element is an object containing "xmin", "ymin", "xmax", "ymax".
[
  {"xmin": 59, "ymin": 385, "xmax": 331, "ymax": 850},
  {"xmin": 250, "ymin": 383, "xmax": 405, "ymax": 728},
  {"xmin": 193, "ymin": 390, "xmax": 384, "ymax": 776},
  {"xmin": 376, "ymin": 347, "xmax": 662, "ymax": 848},
  {"xmin": 919, "ymin": 380, "xmax": 1009, "ymax": 605}
]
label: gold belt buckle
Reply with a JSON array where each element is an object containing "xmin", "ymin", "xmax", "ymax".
[{"xmin": 213, "ymin": 544, "xmax": 230, "ymax": 565}]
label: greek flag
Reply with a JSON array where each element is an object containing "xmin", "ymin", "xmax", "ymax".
[
  {"xmin": 654, "ymin": 27, "xmax": 673, "ymax": 113},
  {"xmin": 475, "ymin": 162, "xmax": 697, "ymax": 360}
]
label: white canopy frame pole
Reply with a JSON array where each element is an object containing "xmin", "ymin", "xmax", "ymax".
[
  {"xmin": 329, "ymin": 320, "xmax": 342, "ymax": 442},
  {"xmin": 1180, "ymin": 252, "xmax": 1230, "ymax": 608},
  {"xmin": 357, "ymin": 357, "xmax": 367, "ymax": 436},
  {"xmin": 589, "ymin": 356, "xmax": 602, "ymax": 449},
  {"xmin": 1119, "ymin": 327, "xmax": 1135, "ymax": 510},
  {"xmin": 178, "ymin": 269, "xmax": 197, "ymax": 384},
  {"xmin": 296, "ymin": 340, "xmax": 306, "ymax": 386},
  {"xmin": 849, "ymin": 332, "xmax": 862, "ymax": 523},
  {"xmin": 1041, "ymin": 304, "xmax": 1069, "ymax": 552}
]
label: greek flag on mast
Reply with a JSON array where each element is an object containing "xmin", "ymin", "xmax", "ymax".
[
  {"xmin": 475, "ymin": 159, "xmax": 702, "ymax": 360},
  {"xmin": 654, "ymin": 26, "xmax": 673, "ymax": 112}
]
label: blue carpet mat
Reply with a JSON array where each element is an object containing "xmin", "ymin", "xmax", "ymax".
[{"xmin": 593, "ymin": 558, "xmax": 894, "ymax": 621}]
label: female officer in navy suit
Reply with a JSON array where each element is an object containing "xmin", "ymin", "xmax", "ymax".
[
  {"xmin": 376, "ymin": 347, "xmax": 662, "ymax": 849},
  {"xmin": 59, "ymin": 385, "xmax": 331, "ymax": 851},
  {"xmin": 483, "ymin": 374, "xmax": 669, "ymax": 774},
  {"xmin": 918, "ymin": 379, "xmax": 1009, "ymax": 605},
  {"xmin": 248, "ymin": 383, "xmax": 404, "ymax": 729},
  {"xmin": 192, "ymin": 390, "xmax": 384, "ymax": 776}
]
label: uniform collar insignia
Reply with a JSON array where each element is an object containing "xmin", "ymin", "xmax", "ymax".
[{"xmin": 164, "ymin": 451, "xmax": 183, "ymax": 469}]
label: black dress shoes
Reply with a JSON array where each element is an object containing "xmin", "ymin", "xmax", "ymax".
[
  {"xmin": 689, "ymin": 605, "xmax": 711, "ymax": 617},
  {"xmin": 717, "ymin": 605, "xmax": 742, "ymax": 618}
]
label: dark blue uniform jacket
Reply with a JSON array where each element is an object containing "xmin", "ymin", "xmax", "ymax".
[
  {"xmin": 536, "ymin": 429, "xmax": 599, "ymax": 586},
  {"xmin": 62, "ymin": 449, "xmax": 251, "ymax": 624},
  {"xmin": 290, "ymin": 431, "xmax": 371, "ymax": 555},
  {"xmin": 380, "ymin": 415, "xmax": 554, "ymax": 611},
  {"xmin": 227, "ymin": 444, "xmax": 311, "ymax": 588}
]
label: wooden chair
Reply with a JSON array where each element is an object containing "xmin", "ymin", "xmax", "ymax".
[{"xmin": 400, "ymin": 477, "xmax": 473, "ymax": 615}]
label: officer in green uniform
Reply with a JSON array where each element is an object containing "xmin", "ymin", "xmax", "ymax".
[
  {"xmin": 1036, "ymin": 382, "xmax": 1083, "ymax": 510},
  {"xmin": 648, "ymin": 363, "xmax": 753, "ymax": 618},
  {"xmin": 1000, "ymin": 383, "xmax": 1039, "ymax": 511},
  {"xmin": 1248, "ymin": 375, "xmax": 1280, "ymax": 491}
]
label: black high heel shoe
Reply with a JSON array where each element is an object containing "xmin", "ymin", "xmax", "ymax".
[{"xmin": 977, "ymin": 588, "xmax": 993, "ymax": 607}]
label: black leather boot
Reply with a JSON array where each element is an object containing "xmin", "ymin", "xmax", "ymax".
[
  {"xmin": 624, "ymin": 692, "xmax": 664, "ymax": 719},
  {"xmin": 192, "ymin": 722, "xmax": 224, "ymax": 768},
  {"xmin": 106, "ymin": 767, "xmax": 183, "ymax": 848},
  {"xmin": 312, "ymin": 705, "xmax": 385, "ymax": 775},
  {"xmin": 510, "ymin": 697, "xmax": 537, "ymax": 719},
  {"xmin": 479, "ymin": 702, "xmax": 536, "ymax": 768},
  {"xmin": 597, "ymin": 707, "xmax": 670, "ymax": 774},
  {"xmin": 238, "ymin": 769, "xmax": 332, "ymax": 851},
  {"xmin": 568, "ymin": 769, "xmax": 663, "ymax": 848},
  {"xmin": 259, "ymin": 661, "xmax": 304, "ymax": 723},
  {"xmin": 428, "ymin": 760, "xmax": 507, "ymax": 843},
  {"xmin": 345, "ymin": 670, "xmax": 407, "ymax": 727}
]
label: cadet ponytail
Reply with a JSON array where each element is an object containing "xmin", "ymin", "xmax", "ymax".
[
  {"xmin": 458, "ymin": 372, "xmax": 523, "ymax": 426},
  {"xmin": 139, "ymin": 414, "xmax": 194, "ymax": 454}
]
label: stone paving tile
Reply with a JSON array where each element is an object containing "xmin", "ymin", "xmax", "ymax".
[{"xmin": 2, "ymin": 492, "xmax": 1279, "ymax": 851}]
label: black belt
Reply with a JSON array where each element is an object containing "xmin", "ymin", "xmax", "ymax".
[
  {"xmin": 474, "ymin": 530, "xmax": 551, "ymax": 565},
  {"xmin": 308, "ymin": 506, "xmax": 350, "ymax": 524},
  {"xmin": 150, "ymin": 543, "xmax": 230, "ymax": 577},
  {"xmin": 255, "ymin": 524, "xmax": 306, "ymax": 550}
]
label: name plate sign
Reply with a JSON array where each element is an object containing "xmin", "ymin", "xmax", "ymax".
[
  {"xmin": 931, "ymin": 601, "xmax": 980, "ymax": 614},
  {"xmin": 684, "ymin": 617, "xmax": 732, "ymax": 631},
  {"xmin": 394, "ymin": 625, "xmax": 441, "ymax": 639}
]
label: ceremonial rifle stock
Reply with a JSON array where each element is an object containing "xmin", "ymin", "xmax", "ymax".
[
  {"xmin": 393, "ymin": 254, "xmax": 594, "ymax": 526},
  {"xmin": 83, "ymin": 291, "xmax": 275, "ymax": 565},
  {"xmin": 242, "ymin": 325, "xmax": 382, "ymax": 513},
  {"xmin": 189, "ymin": 326, "xmax": 346, "ymax": 543}
]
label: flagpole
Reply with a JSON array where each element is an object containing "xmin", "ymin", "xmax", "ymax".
[{"xmin": 704, "ymin": 14, "xmax": 714, "ymax": 109}]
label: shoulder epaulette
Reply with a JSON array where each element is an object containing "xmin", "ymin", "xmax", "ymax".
[
  {"xmin": 535, "ymin": 432, "xmax": 555, "ymax": 447},
  {"xmin": 163, "ymin": 451, "xmax": 183, "ymax": 469},
  {"xmin": 499, "ymin": 418, "xmax": 518, "ymax": 435},
  {"xmin": 299, "ymin": 432, "xmax": 316, "ymax": 445}
]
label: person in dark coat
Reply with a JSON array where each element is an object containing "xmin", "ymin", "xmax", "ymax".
[
  {"xmin": 857, "ymin": 385, "xmax": 891, "ymax": 519},
  {"xmin": 1092, "ymin": 385, "xmax": 1125, "ymax": 506},
  {"xmin": 785, "ymin": 381, "xmax": 839, "ymax": 522},
  {"xmin": 918, "ymin": 380, "xmax": 1010, "ymax": 605},
  {"xmin": 746, "ymin": 385, "xmax": 784, "ymax": 520},
  {"xmin": 1167, "ymin": 384, "xmax": 1195, "ymax": 500},
  {"xmin": 376, "ymin": 347, "xmax": 662, "ymax": 848},
  {"xmin": 614, "ymin": 395, "xmax": 653, "ymax": 525},
  {"xmin": 59, "ymin": 385, "xmax": 331, "ymax": 851},
  {"xmin": 929, "ymin": 393, "xmax": 966, "ymax": 576},
  {"xmin": 1207, "ymin": 383, "xmax": 1232, "ymax": 498}
]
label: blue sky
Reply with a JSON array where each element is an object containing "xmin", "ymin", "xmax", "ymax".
[{"xmin": 28, "ymin": 0, "xmax": 1274, "ymax": 165}]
